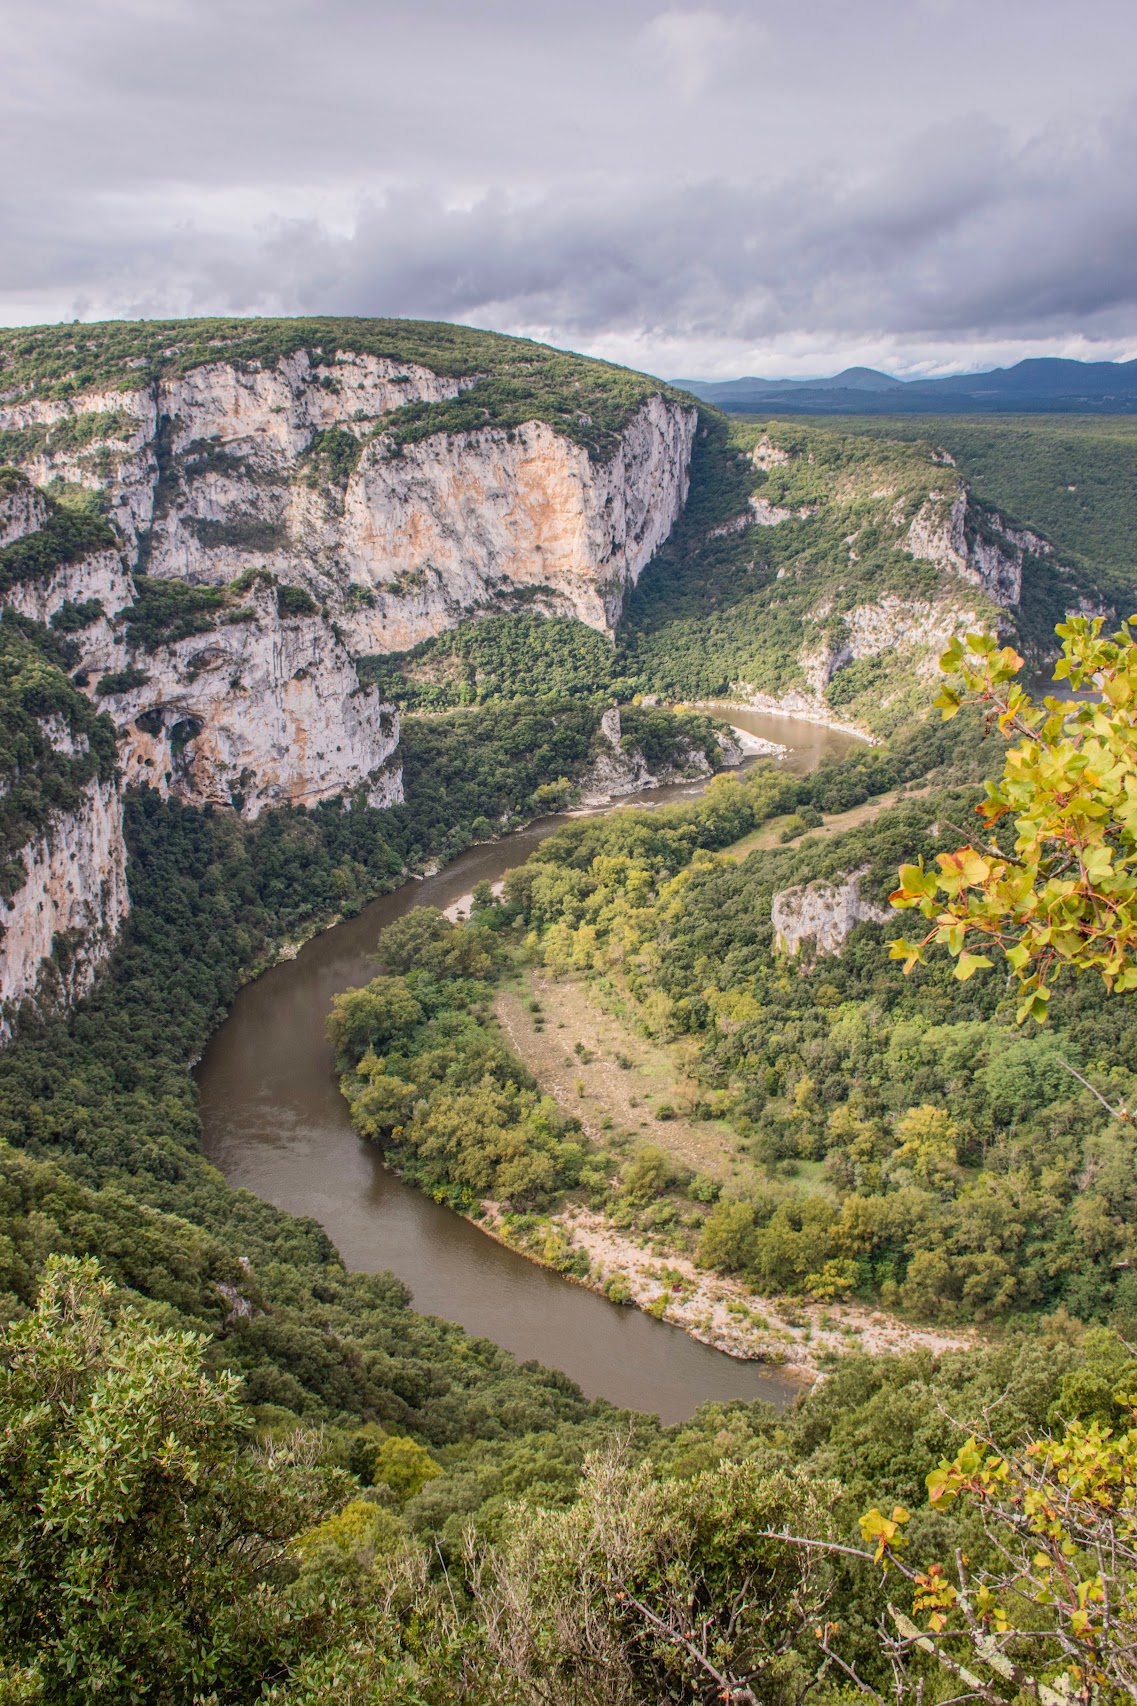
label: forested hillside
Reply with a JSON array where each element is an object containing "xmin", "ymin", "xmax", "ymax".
[
  {"xmin": 0, "ymin": 316, "xmax": 681, "ymax": 461},
  {"xmin": 822, "ymin": 414, "xmax": 1137, "ymax": 602}
]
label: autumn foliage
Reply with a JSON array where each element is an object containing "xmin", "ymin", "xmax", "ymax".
[{"xmin": 891, "ymin": 617, "xmax": 1137, "ymax": 1021}]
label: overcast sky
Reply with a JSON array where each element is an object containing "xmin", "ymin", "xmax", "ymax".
[{"xmin": 5, "ymin": 0, "xmax": 1137, "ymax": 377}]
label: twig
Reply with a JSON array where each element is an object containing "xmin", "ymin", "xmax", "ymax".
[
  {"xmin": 1057, "ymin": 1058, "xmax": 1132, "ymax": 1124},
  {"xmin": 938, "ymin": 819, "xmax": 1026, "ymax": 870},
  {"xmin": 615, "ymin": 1587, "xmax": 760, "ymax": 1705}
]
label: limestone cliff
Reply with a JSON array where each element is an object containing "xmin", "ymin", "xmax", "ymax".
[
  {"xmin": 0, "ymin": 775, "xmax": 128, "ymax": 1040},
  {"xmin": 771, "ymin": 870, "xmax": 890, "ymax": 959},
  {"xmin": 0, "ymin": 588, "xmax": 128, "ymax": 1036},
  {"xmin": 0, "ymin": 477, "xmax": 401, "ymax": 820},
  {"xmin": 904, "ymin": 489, "xmax": 1048, "ymax": 608},
  {"xmin": 98, "ymin": 579, "xmax": 402, "ymax": 815},
  {"xmin": 0, "ymin": 469, "xmax": 49, "ymax": 546},
  {"xmin": 0, "ymin": 344, "xmax": 696, "ymax": 651},
  {"xmin": 335, "ymin": 397, "xmax": 695, "ymax": 649}
]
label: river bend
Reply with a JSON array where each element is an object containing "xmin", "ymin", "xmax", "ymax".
[{"xmin": 199, "ymin": 709, "xmax": 858, "ymax": 1421}]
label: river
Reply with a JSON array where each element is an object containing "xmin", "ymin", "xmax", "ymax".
[{"xmin": 198, "ymin": 707, "xmax": 860, "ymax": 1422}]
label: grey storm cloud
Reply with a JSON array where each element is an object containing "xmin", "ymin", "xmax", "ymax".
[{"xmin": 4, "ymin": 0, "xmax": 1137, "ymax": 374}]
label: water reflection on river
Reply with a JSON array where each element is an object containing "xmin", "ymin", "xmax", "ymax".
[{"xmin": 198, "ymin": 713, "xmax": 859, "ymax": 1422}]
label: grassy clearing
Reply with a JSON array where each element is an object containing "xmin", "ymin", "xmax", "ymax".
[
  {"xmin": 722, "ymin": 783, "xmax": 931, "ymax": 858},
  {"xmin": 494, "ymin": 971, "xmax": 738, "ymax": 1180}
]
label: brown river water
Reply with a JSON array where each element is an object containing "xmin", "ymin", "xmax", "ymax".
[{"xmin": 198, "ymin": 708, "xmax": 860, "ymax": 1422}]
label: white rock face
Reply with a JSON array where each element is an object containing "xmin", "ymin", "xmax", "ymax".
[
  {"xmin": 748, "ymin": 496, "xmax": 796, "ymax": 527},
  {"xmin": 1, "ymin": 353, "xmax": 695, "ymax": 650},
  {"xmin": 772, "ymin": 870, "xmax": 891, "ymax": 958},
  {"xmin": 97, "ymin": 581, "xmax": 401, "ymax": 816},
  {"xmin": 4, "ymin": 353, "xmax": 478, "ymax": 559},
  {"xmin": 335, "ymin": 399, "xmax": 696, "ymax": 649},
  {"xmin": 0, "ymin": 474, "xmax": 50, "ymax": 546},
  {"xmin": 576, "ymin": 704, "xmax": 716, "ymax": 806},
  {"xmin": 0, "ymin": 775, "xmax": 128, "ymax": 1039},
  {"xmin": 752, "ymin": 438, "xmax": 791, "ymax": 470},
  {"xmin": 3, "ymin": 545, "xmax": 135, "ymax": 641},
  {"xmin": 799, "ymin": 593, "xmax": 984, "ymax": 698},
  {"xmin": 905, "ymin": 491, "xmax": 1034, "ymax": 608},
  {"xmin": 0, "ymin": 518, "xmax": 399, "ymax": 819}
]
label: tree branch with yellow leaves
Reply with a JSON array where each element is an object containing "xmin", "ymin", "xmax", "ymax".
[{"xmin": 890, "ymin": 617, "xmax": 1137, "ymax": 1022}]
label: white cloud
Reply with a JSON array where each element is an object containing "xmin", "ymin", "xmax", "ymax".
[
  {"xmin": 3, "ymin": 0, "xmax": 1137, "ymax": 375},
  {"xmin": 641, "ymin": 8, "xmax": 765, "ymax": 102}
]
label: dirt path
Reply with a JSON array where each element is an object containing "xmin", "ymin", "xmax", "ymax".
[
  {"xmin": 495, "ymin": 973, "xmax": 737, "ymax": 1179},
  {"xmin": 724, "ymin": 784, "xmax": 933, "ymax": 860}
]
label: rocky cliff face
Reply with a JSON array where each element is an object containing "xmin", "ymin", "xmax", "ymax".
[
  {"xmin": 0, "ymin": 327, "xmax": 697, "ymax": 1031},
  {"xmin": 796, "ymin": 592, "xmax": 985, "ymax": 702},
  {"xmin": 0, "ymin": 474, "xmax": 401, "ymax": 820},
  {"xmin": 1, "ymin": 348, "xmax": 695, "ymax": 652},
  {"xmin": 335, "ymin": 397, "xmax": 695, "ymax": 649},
  {"xmin": 0, "ymin": 775, "xmax": 128, "ymax": 1040},
  {"xmin": 0, "ymin": 470, "xmax": 49, "ymax": 545},
  {"xmin": 904, "ymin": 490, "xmax": 1046, "ymax": 608},
  {"xmin": 772, "ymin": 870, "xmax": 890, "ymax": 959},
  {"xmin": 98, "ymin": 580, "xmax": 402, "ymax": 814}
]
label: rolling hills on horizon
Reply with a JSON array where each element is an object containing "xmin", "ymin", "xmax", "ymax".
[{"xmin": 674, "ymin": 355, "xmax": 1137, "ymax": 414}]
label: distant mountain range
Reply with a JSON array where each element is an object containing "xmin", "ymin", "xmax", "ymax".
[{"xmin": 671, "ymin": 358, "xmax": 1137, "ymax": 414}]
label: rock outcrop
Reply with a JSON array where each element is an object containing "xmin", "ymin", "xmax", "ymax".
[
  {"xmin": 1, "ymin": 349, "xmax": 696, "ymax": 651},
  {"xmin": 0, "ymin": 775, "xmax": 128, "ymax": 1040},
  {"xmin": 772, "ymin": 870, "xmax": 891, "ymax": 959},
  {"xmin": 98, "ymin": 580, "xmax": 402, "ymax": 815},
  {"xmin": 797, "ymin": 593, "xmax": 984, "ymax": 701},
  {"xmin": 0, "ymin": 470, "xmax": 49, "ymax": 546},
  {"xmin": 575, "ymin": 706, "xmax": 723, "ymax": 807},
  {"xmin": 905, "ymin": 490, "xmax": 1046, "ymax": 608}
]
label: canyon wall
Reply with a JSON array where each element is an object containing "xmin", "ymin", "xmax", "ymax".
[
  {"xmin": 725, "ymin": 431, "xmax": 1076, "ymax": 733},
  {"xmin": 335, "ymin": 396, "xmax": 696, "ymax": 649},
  {"xmin": 0, "ymin": 776, "xmax": 128, "ymax": 1041},
  {"xmin": 1, "ymin": 348, "xmax": 696, "ymax": 652},
  {"xmin": 0, "ymin": 335, "xmax": 696, "ymax": 1027}
]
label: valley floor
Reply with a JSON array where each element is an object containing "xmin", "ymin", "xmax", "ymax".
[{"xmin": 492, "ymin": 965, "xmax": 975, "ymax": 1380}]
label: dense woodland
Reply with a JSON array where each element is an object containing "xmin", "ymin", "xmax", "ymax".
[{"xmin": 829, "ymin": 414, "xmax": 1137, "ymax": 603}]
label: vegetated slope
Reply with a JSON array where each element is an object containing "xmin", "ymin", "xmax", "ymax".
[
  {"xmin": 618, "ymin": 413, "xmax": 1076, "ymax": 732},
  {"xmin": 395, "ymin": 700, "xmax": 726, "ymax": 862},
  {"xmin": 371, "ymin": 409, "xmax": 1101, "ymax": 737},
  {"xmin": 360, "ymin": 612, "xmax": 631, "ymax": 710},
  {"xmin": 467, "ymin": 735, "xmax": 1137, "ymax": 1329},
  {"xmin": 6, "ymin": 633, "xmax": 1137, "ymax": 1696},
  {"xmin": 818, "ymin": 413, "xmax": 1137, "ymax": 603},
  {"xmin": 0, "ymin": 316, "xmax": 681, "ymax": 459}
]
